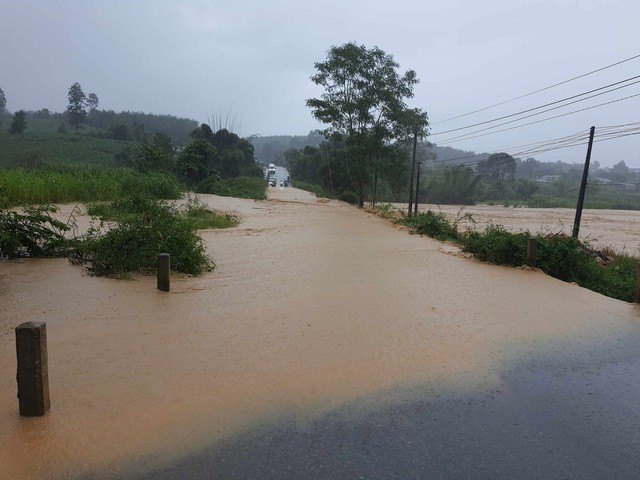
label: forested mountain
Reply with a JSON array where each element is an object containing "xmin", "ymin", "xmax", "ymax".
[{"xmin": 248, "ymin": 131, "xmax": 324, "ymax": 164}]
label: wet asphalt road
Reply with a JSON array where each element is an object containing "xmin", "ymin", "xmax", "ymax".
[{"xmin": 137, "ymin": 324, "xmax": 640, "ymax": 480}]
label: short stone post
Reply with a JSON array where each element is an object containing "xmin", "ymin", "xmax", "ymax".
[
  {"xmin": 157, "ymin": 253, "xmax": 170, "ymax": 292},
  {"xmin": 527, "ymin": 237, "xmax": 538, "ymax": 267},
  {"xmin": 636, "ymin": 262, "xmax": 640, "ymax": 303},
  {"xmin": 15, "ymin": 322, "xmax": 50, "ymax": 417}
]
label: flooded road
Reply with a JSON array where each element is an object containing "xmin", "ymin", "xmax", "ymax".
[{"xmin": 1, "ymin": 189, "xmax": 639, "ymax": 478}]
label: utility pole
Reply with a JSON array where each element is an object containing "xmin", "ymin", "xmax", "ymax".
[
  {"xmin": 572, "ymin": 126, "xmax": 596, "ymax": 239},
  {"xmin": 407, "ymin": 129, "xmax": 418, "ymax": 217},
  {"xmin": 414, "ymin": 160, "xmax": 421, "ymax": 216}
]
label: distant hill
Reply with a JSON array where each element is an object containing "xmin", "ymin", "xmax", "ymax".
[
  {"xmin": 0, "ymin": 110, "xmax": 199, "ymax": 168},
  {"xmin": 248, "ymin": 131, "xmax": 325, "ymax": 164},
  {"xmin": 0, "ymin": 117, "xmax": 135, "ymax": 168},
  {"xmin": 425, "ymin": 144, "xmax": 489, "ymax": 167}
]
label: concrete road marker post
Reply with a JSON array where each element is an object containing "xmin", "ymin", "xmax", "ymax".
[
  {"xmin": 157, "ymin": 253, "xmax": 170, "ymax": 292},
  {"xmin": 527, "ymin": 237, "xmax": 537, "ymax": 267},
  {"xmin": 15, "ymin": 321, "xmax": 50, "ymax": 416}
]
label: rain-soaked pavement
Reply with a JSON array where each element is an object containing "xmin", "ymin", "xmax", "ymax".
[
  {"xmin": 139, "ymin": 329, "xmax": 640, "ymax": 479},
  {"xmin": 2, "ymin": 188, "xmax": 640, "ymax": 479}
]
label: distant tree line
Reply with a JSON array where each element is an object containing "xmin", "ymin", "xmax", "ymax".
[{"xmin": 117, "ymin": 123, "xmax": 263, "ymax": 190}]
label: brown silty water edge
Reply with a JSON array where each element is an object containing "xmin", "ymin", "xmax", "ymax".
[
  {"xmin": 1, "ymin": 189, "xmax": 639, "ymax": 478},
  {"xmin": 391, "ymin": 202, "xmax": 640, "ymax": 254}
]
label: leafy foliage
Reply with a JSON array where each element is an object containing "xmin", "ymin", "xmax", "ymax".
[
  {"xmin": 9, "ymin": 110, "xmax": 27, "ymax": 134},
  {"xmin": 425, "ymin": 165, "xmax": 481, "ymax": 205},
  {"xmin": 66, "ymin": 82, "xmax": 87, "ymax": 130},
  {"xmin": 0, "ymin": 205, "xmax": 69, "ymax": 258},
  {"xmin": 307, "ymin": 42, "xmax": 423, "ymax": 206},
  {"xmin": 401, "ymin": 210, "xmax": 459, "ymax": 241},
  {"xmin": 72, "ymin": 200, "xmax": 213, "ymax": 276}
]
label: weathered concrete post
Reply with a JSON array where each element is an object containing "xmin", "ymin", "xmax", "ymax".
[
  {"xmin": 636, "ymin": 262, "xmax": 640, "ymax": 303},
  {"xmin": 527, "ymin": 237, "xmax": 538, "ymax": 267},
  {"xmin": 157, "ymin": 253, "xmax": 170, "ymax": 292},
  {"xmin": 15, "ymin": 322, "xmax": 50, "ymax": 417}
]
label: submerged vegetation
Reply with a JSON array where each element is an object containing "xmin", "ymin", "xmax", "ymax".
[
  {"xmin": 0, "ymin": 205, "xmax": 70, "ymax": 258},
  {"xmin": 1, "ymin": 195, "xmax": 240, "ymax": 277},
  {"xmin": 72, "ymin": 199, "xmax": 215, "ymax": 277}
]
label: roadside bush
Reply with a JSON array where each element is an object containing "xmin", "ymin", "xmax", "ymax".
[
  {"xmin": 339, "ymin": 191, "xmax": 358, "ymax": 204},
  {"xmin": 536, "ymin": 235, "xmax": 598, "ymax": 283},
  {"xmin": 401, "ymin": 210, "xmax": 459, "ymax": 241},
  {"xmin": 593, "ymin": 254, "xmax": 638, "ymax": 302},
  {"xmin": 463, "ymin": 225, "xmax": 528, "ymax": 265},
  {"xmin": 0, "ymin": 205, "xmax": 69, "ymax": 258},
  {"xmin": 72, "ymin": 201, "xmax": 213, "ymax": 276}
]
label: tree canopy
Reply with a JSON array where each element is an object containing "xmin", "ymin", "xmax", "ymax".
[
  {"xmin": 9, "ymin": 110, "xmax": 27, "ymax": 134},
  {"xmin": 307, "ymin": 42, "xmax": 424, "ymax": 206},
  {"xmin": 0, "ymin": 87, "xmax": 6, "ymax": 114},
  {"xmin": 66, "ymin": 82, "xmax": 87, "ymax": 130},
  {"xmin": 476, "ymin": 152, "xmax": 516, "ymax": 183}
]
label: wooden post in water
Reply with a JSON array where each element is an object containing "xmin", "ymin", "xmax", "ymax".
[
  {"xmin": 527, "ymin": 237, "xmax": 537, "ymax": 267},
  {"xmin": 636, "ymin": 262, "xmax": 640, "ymax": 303},
  {"xmin": 157, "ymin": 253, "xmax": 170, "ymax": 292},
  {"xmin": 15, "ymin": 322, "xmax": 50, "ymax": 416}
]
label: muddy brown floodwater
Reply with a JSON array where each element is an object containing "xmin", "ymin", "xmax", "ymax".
[
  {"xmin": 1, "ymin": 189, "xmax": 638, "ymax": 478},
  {"xmin": 393, "ymin": 202, "xmax": 640, "ymax": 254}
]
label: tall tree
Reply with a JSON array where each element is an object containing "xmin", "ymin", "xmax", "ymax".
[
  {"xmin": 0, "ymin": 87, "xmax": 6, "ymax": 128},
  {"xmin": 476, "ymin": 152, "xmax": 516, "ymax": 183},
  {"xmin": 86, "ymin": 92, "xmax": 99, "ymax": 111},
  {"xmin": 307, "ymin": 42, "xmax": 420, "ymax": 207},
  {"xmin": 9, "ymin": 110, "xmax": 27, "ymax": 134},
  {"xmin": 66, "ymin": 82, "xmax": 87, "ymax": 130},
  {"xmin": 0, "ymin": 87, "xmax": 6, "ymax": 114}
]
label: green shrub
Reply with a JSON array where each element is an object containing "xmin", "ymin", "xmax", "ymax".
[
  {"xmin": 593, "ymin": 254, "xmax": 638, "ymax": 302},
  {"xmin": 196, "ymin": 176, "xmax": 267, "ymax": 200},
  {"xmin": 0, "ymin": 205, "xmax": 70, "ymax": 258},
  {"xmin": 339, "ymin": 191, "xmax": 358, "ymax": 204},
  {"xmin": 463, "ymin": 225, "xmax": 528, "ymax": 265},
  {"xmin": 72, "ymin": 200, "xmax": 213, "ymax": 276},
  {"xmin": 536, "ymin": 235, "xmax": 598, "ymax": 283},
  {"xmin": 401, "ymin": 210, "xmax": 459, "ymax": 241}
]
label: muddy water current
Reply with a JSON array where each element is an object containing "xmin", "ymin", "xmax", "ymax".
[{"xmin": 1, "ymin": 189, "xmax": 638, "ymax": 478}]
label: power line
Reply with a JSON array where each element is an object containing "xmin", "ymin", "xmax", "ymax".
[
  {"xmin": 436, "ymin": 92, "xmax": 640, "ymax": 146},
  {"xmin": 432, "ymin": 76, "xmax": 640, "ymax": 138},
  {"xmin": 425, "ymin": 126, "xmax": 640, "ymax": 174},
  {"xmin": 431, "ymin": 53, "xmax": 640, "ymax": 126}
]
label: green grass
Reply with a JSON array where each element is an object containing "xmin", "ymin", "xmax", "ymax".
[
  {"xmin": 183, "ymin": 206, "xmax": 239, "ymax": 229},
  {"xmin": 0, "ymin": 166, "xmax": 182, "ymax": 207},
  {"xmin": 0, "ymin": 118, "xmax": 135, "ymax": 168},
  {"xmin": 88, "ymin": 194, "xmax": 239, "ymax": 230}
]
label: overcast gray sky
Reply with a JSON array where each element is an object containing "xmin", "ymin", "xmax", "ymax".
[{"xmin": 2, "ymin": 0, "xmax": 639, "ymax": 166}]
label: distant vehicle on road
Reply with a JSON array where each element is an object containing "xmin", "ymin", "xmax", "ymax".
[{"xmin": 269, "ymin": 177, "xmax": 277, "ymax": 187}]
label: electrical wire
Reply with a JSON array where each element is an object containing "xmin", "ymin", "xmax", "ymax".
[
  {"xmin": 431, "ymin": 53, "xmax": 640, "ymax": 126},
  {"xmin": 435, "ymin": 92, "xmax": 640, "ymax": 146}
]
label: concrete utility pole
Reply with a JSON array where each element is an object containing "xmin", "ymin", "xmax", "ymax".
[
  {"xmin": 572, "ymin": 126, "xmax": 596, "ymax": 239},
  {"xmin": 407, "ymin": 129, "xmax": 418, "ymax": 217},
  {"xmin": 413, "ymin": 160, "xmax": 421, "ymax": 216}
]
